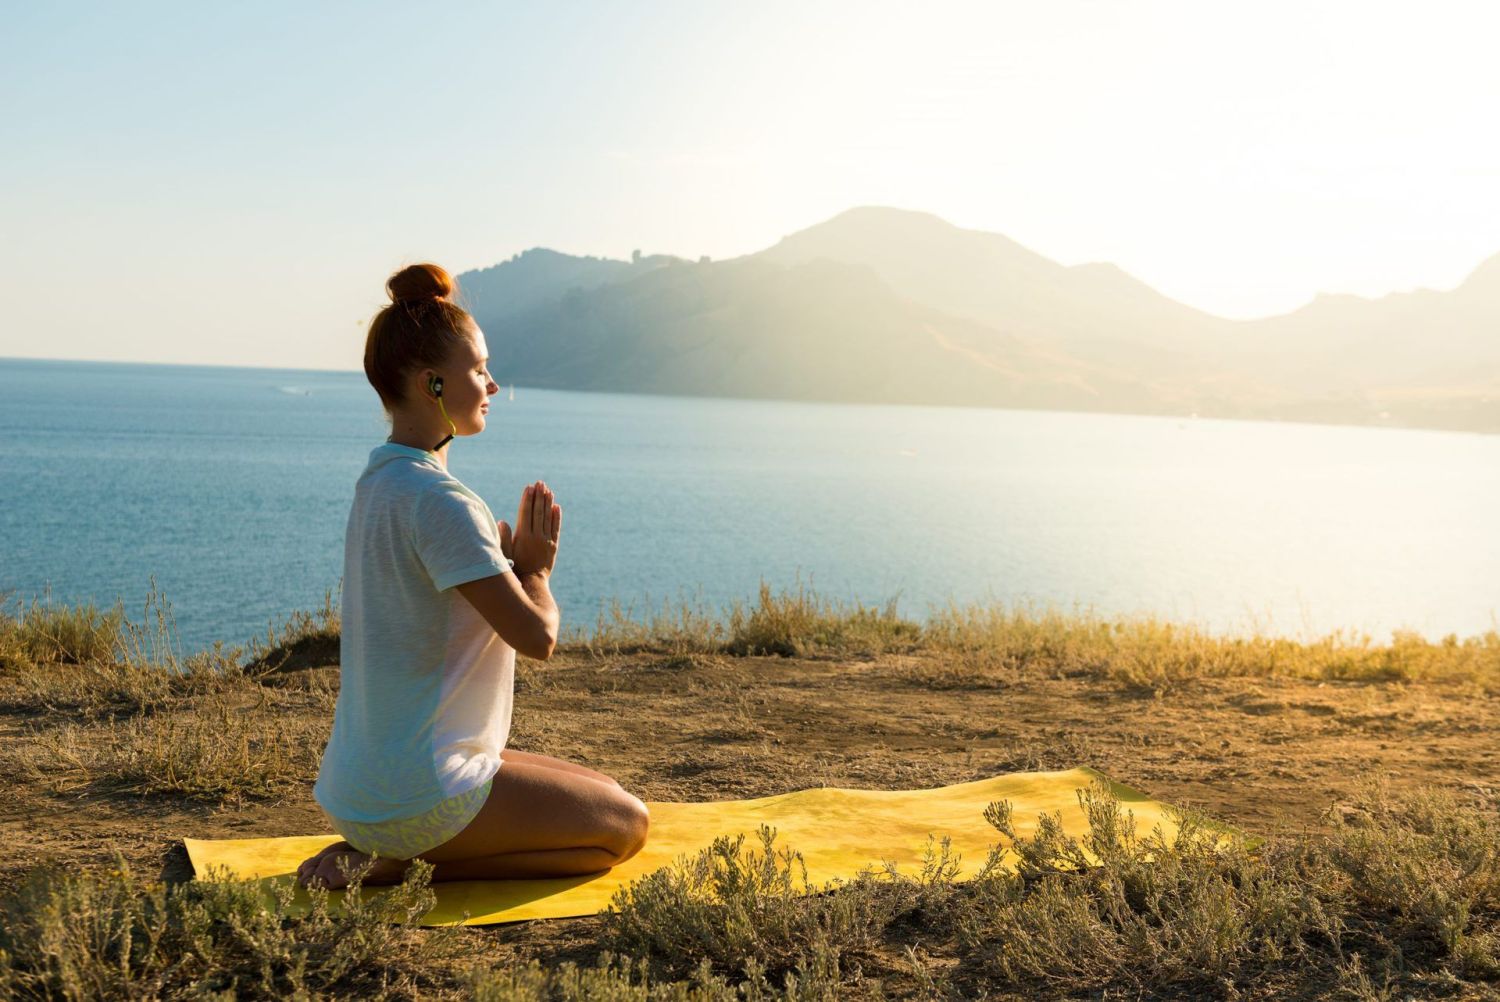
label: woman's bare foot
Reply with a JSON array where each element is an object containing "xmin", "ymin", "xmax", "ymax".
[
  {"xmin": 295, "ymin": 840, "xmax": 346, "ymax": 884},
  {"xmin": 295, "ymin": 840, "xmax": 410, "ymax": 890}
]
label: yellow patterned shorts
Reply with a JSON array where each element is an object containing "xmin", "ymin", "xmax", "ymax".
[{"xmin": 327, "ymin": 778, "xmax": 494, "ymax": 860}]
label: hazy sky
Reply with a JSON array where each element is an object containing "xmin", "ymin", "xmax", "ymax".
[{"xmin": 3, "ymin": 1, "xmax": 1498, "ymax": 371}]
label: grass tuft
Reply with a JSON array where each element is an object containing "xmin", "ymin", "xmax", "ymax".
[
  {"xmin": 572, "ymin": 581, "xmax": 922, "ymax": 660},
  {"xmin": 722, "ymin": 582, "xmax": 922, "ymax": 658},
  {"xmin": 0, "ymin": 589, "xmax": 125, "ymax": 671},
  {"xmin": 245, "ymin": 584, "xmax": 342, "ymax": 676},
  {"xmin": 570, "ymin": 591, "xmax": 729, "ymax": 658}
]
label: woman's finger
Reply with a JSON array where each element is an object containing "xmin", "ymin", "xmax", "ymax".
[
  {"xmin": 551, "ymin": 503, "xmax": 562, "ymax": 540},
  {"xmin": 516, "ymin": 485, "xmax": 533, "ymax": 530},
  {"xmin": 532, "ymin": 481, "xmax": 548, "ymax": 533}
]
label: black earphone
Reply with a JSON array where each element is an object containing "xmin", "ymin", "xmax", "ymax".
[{"xmin": 427, "ymin": 375, "xmax": 454, "ymax": 451}]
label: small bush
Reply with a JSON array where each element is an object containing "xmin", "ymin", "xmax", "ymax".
[
  {"xmin": 945, "ymin": 779, "xmax": 1499, "ymax": 996},
  {"xmin": 961, "ymin": 782, "xmax": 1330, "ymax": 990},
  {"xmin": 0, "ymin": 854, "xmax": 452, "ymax": 1000},
  {"xmin": 600, "ymin": 824, "xmax": 900, "ymax": 988},
  {"xmin": 465, "ymin": 952, "xmax": 838, "ymax": 1001},
  {"xmin": 1327, "ymin": 780, "xmax": 1500, "ymax": 978}
]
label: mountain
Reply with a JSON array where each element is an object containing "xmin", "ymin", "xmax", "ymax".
[
  {"xmin": 458, "ymin": 247, "xmax": 682, "ymax": 318},
  {"xmin": 1232, "ymin": 252, "xmax": 1500, "ymax": 391},
  {"xmin": 472, "ymin": 256, "xmax": 1132, "ymax": 410},
  {"xmin": 753, "ymin": 207, "xmax": 1234, "ymax": 354},
  {"xmin": 461, "ymin": 208, "xmax": 1500, "ymax": 433}
]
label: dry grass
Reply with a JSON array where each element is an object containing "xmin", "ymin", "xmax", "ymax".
[
  {"xmin": 921, "ymin": 603, "xmax": 1500, "ymax": 692},
  {"xmin": 575, "ymin": 581, "xmax": 922, "ymax": 660},
  {"xmin": 2, "ymin": 585, "xmax": 1499, "ymax": 998},
  {"xmin": 244, "ymin": 585, "xmax": 341, "ymax": 675},
  {"xmin": 7, "ymin": 582, "xmax": 1496, "ymax": 702},
  {"xmin": 567, "ymin": 583, "xmax": 1500, "ymax": 690},
  {"xmin": 0, "ymin": 589, "xmax": 126, "ymax": 671},
  {"xmin": 24, "ymin": 688, "xmax": 329, "ymax": 804},
  {"xmin": 464, "ymin": 953, "xmax": 829, "ymax": 1001}
]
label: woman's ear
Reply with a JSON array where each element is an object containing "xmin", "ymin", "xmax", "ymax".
[{"xmin": 416, "ymin": 368, "xmax": 439, "ymax": 400}]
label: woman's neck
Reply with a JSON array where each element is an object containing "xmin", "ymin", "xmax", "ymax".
[{"xmin": 386, "ymin": 427, "xmax": 450, "ymax": 467}]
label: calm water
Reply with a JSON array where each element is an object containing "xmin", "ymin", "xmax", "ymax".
[{"xmin": 1, "ymin": 357, "xmax": 1496, "ymax": 653}]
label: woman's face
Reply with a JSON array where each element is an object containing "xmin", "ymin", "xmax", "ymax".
[{"xmin": 440, "ymin": 328, "xmax": 500, "ymax": 435}]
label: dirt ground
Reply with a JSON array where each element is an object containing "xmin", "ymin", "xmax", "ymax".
[{"xmin": 4, "ymin": 648, "xmax": 1498, "ymax": 979}]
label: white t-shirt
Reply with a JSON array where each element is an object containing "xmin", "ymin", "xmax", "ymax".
[{"xmin": 313, "ymin": 442, "xmax": 517, "ymax": 824}]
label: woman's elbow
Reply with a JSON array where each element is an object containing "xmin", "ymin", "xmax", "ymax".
[{"xmin": 524, "ymin": 626, "xmax": 559, "ymax": 661}]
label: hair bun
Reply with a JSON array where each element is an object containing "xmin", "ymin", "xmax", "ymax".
[{"xmin": 386, "ymin": 263, "xmax": 455, "ymax": 306}]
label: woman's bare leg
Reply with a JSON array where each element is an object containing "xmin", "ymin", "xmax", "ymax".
[
  {"xmin": 499, "ymin": 747, "xmax": 623, "ymax": 788},
  {"xmin": 299, "ymin": 758, "xmax": 647, "ymax": 889},
  {"xmin": 423, "ymin": 758, "xmax": 647, "ymax": 864}
]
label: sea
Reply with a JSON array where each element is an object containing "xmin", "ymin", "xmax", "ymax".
[{"xmin": 1, "ymin": 356, "xmax": 1496, "ymax": 654}]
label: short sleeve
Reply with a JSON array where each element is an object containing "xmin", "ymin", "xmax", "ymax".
[{"xmin": 412, "ymin": 482, "xmax": 515, "ymax": 591}]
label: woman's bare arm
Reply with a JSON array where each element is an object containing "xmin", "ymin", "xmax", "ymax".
[
  {"xmin": 457, "ymin": 480, "xmax": 562, "ymax": 660},
  {"xmin": 456, "ymin": 570, "xmax": 558, "ymax": 660}
]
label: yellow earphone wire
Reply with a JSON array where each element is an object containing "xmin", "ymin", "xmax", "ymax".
[
  {"xmin": 431, "ymin": 380, "xmax": 457, "ymax": 452},
  {"xmin": 435, "ymin": 396, "xmax": 457, "ymax": 437}
]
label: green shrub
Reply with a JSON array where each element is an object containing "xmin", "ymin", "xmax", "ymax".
[
  {"xmin": 600, "ymin": 824, "xmax": 900, "ymax": 988},
  {"xmin": 0, "ymin": 855, "xmax": 452, "ymax": 1000},
  {"xmin": 964, "ymin": 785, "xmax": 1323, "ymax": 989},
  {"xmin": 465, "ymin": 952, "xmax": 841, "ymax": 1001},
  {"xmin": 1327, "ymin": 780, "xmax": 1500, "ymax": 978},
  {"xmin": 947, "ymin": 779, "xmax": 1498, "ymax": 995}
]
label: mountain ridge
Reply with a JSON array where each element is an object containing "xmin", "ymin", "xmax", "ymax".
[{"xmin": 460, "ymin": 207, "xmax": 1499, "ymax": 434}]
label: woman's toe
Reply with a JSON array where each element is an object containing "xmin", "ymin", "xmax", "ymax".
[{"xmin": 309, "ymin": 859, "xmax": 340, "ymax": 889}]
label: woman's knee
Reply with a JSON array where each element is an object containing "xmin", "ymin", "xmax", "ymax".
[{"xmin": 606, "ymin": 793, "xmax": 650, "ymax": 860}]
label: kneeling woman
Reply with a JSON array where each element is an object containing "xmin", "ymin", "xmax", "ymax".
[{"xmin": 298, "ymin": 263, "xmax": 649, "ymax": 890}]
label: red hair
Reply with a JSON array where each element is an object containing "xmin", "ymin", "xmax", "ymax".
[{"xmin": 363, "ymin": 263, "xmax": 476, "ymax": 409}]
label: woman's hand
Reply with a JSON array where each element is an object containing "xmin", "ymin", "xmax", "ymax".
[{"xmin": 498, "ymin": 480, "xmax": 561, "ymax": 577}]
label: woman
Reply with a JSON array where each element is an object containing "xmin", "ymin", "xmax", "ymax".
[{"xmin": 297, "ymin": 263, "xmax": 650, "ymax": 891}]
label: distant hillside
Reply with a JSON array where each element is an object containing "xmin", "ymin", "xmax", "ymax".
[
  {"xmin": 459, "ymin": 247, "xmax": 682, "ymax": 318},
  {"xmin": 462, "ymin": 207, "xmax": 1500, "ymax": 433}
]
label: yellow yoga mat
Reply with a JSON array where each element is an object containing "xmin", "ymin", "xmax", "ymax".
[{"xmin": 185, "ymin": 767, "xmax": 1178, "ymax": 927}]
